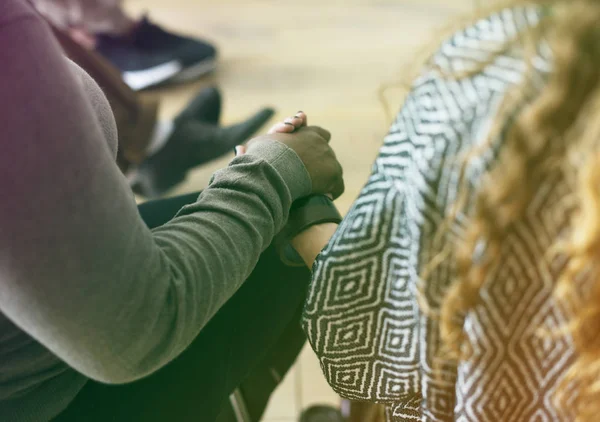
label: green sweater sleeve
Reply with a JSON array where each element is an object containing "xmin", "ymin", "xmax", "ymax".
[{"xmin": 0, "ymin": 3, "xmax": 311, "ymax": 384}]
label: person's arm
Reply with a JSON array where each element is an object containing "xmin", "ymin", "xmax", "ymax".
[{"xmin": 0, "ymin": 3, "xmax": 311, "ymax": 384}]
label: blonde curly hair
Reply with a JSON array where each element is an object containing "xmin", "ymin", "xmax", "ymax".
[{"xmin": 421, "ymin": 0, "xmax": 600, "ymax": 420}]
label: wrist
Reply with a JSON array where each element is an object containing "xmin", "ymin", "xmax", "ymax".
[
  {"xmin": 275, "ymin": 195, "xmax": 342, "ymax": 267},
  {"xmin": 290, "ymin": 223, "xmax": 339, "ymax": 267}
]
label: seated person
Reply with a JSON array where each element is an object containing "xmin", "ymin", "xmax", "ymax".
[
  {"xmin": 0, "ymin": 1, "xmax": 344, "ymax": 421},
  {"xmin": 47, "ymin": 17, "xmax": 273, "ymax": 198},
  {"xmin": 294, "ymin": 1, "xmax": 600, "ymax": 420}
]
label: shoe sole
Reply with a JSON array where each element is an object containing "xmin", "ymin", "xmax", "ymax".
[
  {"xmin": 170, "ymin": 58, "xmax": 217, "ymax": 83},
  {"xmin": 123, "ymin": 60, "xmax": 182, "ymax": 91}
]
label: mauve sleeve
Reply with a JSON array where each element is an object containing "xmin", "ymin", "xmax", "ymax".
[{"xmin": 0, "ymin": 1, "xmax": 311, "ymax": 384}]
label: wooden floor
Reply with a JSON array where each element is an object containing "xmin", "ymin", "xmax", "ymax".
[{"xmin": 125, "ymin": 1, "xmax": 479, "ymax": 420}]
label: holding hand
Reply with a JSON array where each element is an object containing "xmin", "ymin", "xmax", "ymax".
[{"xmin": 238, "ymin": 112, "xmax": 344, "ymax": 200}]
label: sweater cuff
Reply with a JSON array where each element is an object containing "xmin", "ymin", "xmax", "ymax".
[{"xmin": 246, "ymin": 140, "xmax": 312, "ymax": 201}]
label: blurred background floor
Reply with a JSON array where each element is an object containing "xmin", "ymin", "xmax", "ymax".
[{"xmin": 125, "ymin": 0, "xmax": 480, "ymax": 420}]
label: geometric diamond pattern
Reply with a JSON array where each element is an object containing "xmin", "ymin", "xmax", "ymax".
[
  {"xmin": 375, "ymin": 364, "xmax": 419, "ymax": 399},
  {"xmin": 302, "ymin": 6, "xmax": 577, "ymax": 421},
  {"xmin": 324, "ymin": 312, "xmax": 375, "ymax": 355}
]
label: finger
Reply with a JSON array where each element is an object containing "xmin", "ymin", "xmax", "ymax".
[
  {"xmin": 294, "ymin": 111, "xmax": 307, "ymax": 127},
  {"xmin": 268, "ymin": 122, "xmax": 295, "ymax": 134},
  {"xmin": 330, "ymin": 160, "xmax": 344, "ymax": 199},
  {"xmin": 284, "ymin": 115, "xmax": 304, "ymax": 131},
  {"xmin": 330, "ymin": 175, "xmax": 345, "ymax": 200},
  {"xmin": 235, "ymin": 145, "xmax": 247, "ymax": 156},
  {"xmin": 302, "ymin": 126, "xmax": 331, "ymax": 142}
]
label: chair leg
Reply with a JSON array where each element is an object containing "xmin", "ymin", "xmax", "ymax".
[{"xmin": 229, "ymin": 389, "xmax": 252, "ymax": 422}]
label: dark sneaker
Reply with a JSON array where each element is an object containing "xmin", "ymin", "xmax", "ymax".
[
  {"xmin": 176, "ymin": 86, "xmax": 222, "ymax": 126},
  {"xmin": 132, "ymin": 107, "xmax": 275, "ymax": 198},
  {"xmin": 96, "ymin": 16, "xmax": 217, "ymax": 90}
]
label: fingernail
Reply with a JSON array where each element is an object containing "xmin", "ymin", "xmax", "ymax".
[
  {"xmin": 235, "ymin": 146, "xmax": 242, "ymax": 155},
  {"xmin": 284, "ymin": 122, "xmax": 295, "ymax": 127}
]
